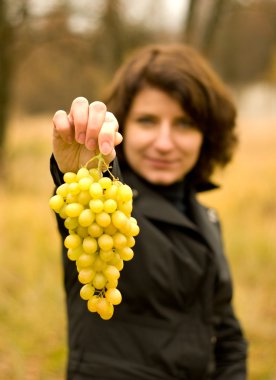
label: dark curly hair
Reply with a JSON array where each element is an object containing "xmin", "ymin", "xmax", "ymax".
[{"xmin": 103, "ymin": 43, "xmax": 238, "ymax": 186}]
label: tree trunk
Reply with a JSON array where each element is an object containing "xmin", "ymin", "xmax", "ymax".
[
  {"xmin": 182, "ymin": 0, "xmax": 227, "ymax": 56},
  {"xmin": 0, "ymin": 0, "xmax": 13, "ymax": 172}
]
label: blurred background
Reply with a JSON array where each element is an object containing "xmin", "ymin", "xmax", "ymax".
[{"xmin": 0, "ymin": 0, "xmax": 275, "ymax": 379}]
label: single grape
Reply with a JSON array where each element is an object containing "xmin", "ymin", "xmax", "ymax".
[
  {"xmin": 105, "ymin": 288, "xmax": 122, "ymax": 305},
  {"xmin": 126, "ymin": 236, "xmax": 135, "ymax": 248},
  {"xmin": 104, "ymin": 184, "xmax": 118, "ymax": 200},
  {"xmin": 59, "ymin": 205, "xmax": 68, "ymax": 219},
  {"xmin": 68, "ymin": 182, "xmax": 80, "ymax": 195},
  {"xmin": 49, "ymin": 194, "xmax": 64, "ymax": 212},
  {"xmin": 95, "ymin": 212, "xmax": 111, "ymax": 228},
  {"xmin": 106, "ymin": 278, "xmax": 118, "ymax": 289},
  {"xmin": 77, "ymin": 191, "xmax": 91, "ymax": 206},
  {"xmin": 67, "ymin": 246, "xmax": 83, "ymax": 261},
  {"xmin": 99, "ymin": 302, "xmax": 114, "ymax": 320},
  {"xmin": 56, "ymin": 183, "xmax": 69, "ymax": 198},
  {"xmin": 89, "ymin": 168, "xmax": 102, "ymax": 181},
  {"xmin": 77, "ymin": 253, "xmax": 95, "ymax": 268},
  {"xmin": 114, "ymin": 259, "xmax": 124, "ymax": 271},
  {"xmin": 98, "ymin": 234, "xmax": 113, "ymax": 251},
  {"xmin": 88, "ymin": 223, "xmax": 103, "ymax": 238},
  {"xmin": 76, "ymin": 167, "xmax": 90, "ymax": 180},
  {"xmin": 118, "ymin": 200, "xmax": 133, "ymax": 216},
  {"xmin": 129, "ymin": 223, "xmax": 140, "ymax": 237},
  {"xmin": 112, "ymin": 232, "xmax": 127, "ymax": 249},
  {"xmin": 104, "ymin": 265, "xmax": 120, "ymax": 281},
  {"xmin": 118, "ymin": 247, "xmax": 134, "ymax": 261},
  {"xmin": 87, "ymin": 295, "xmax": 99, "ymax": 312},
  {"xmin": 96, "ymin": 297, "xmax": 113, "ymax": 318},
  {"xmin": 80, "ymin": 284, "xmax": 95, "ymax": 300},
  {"xmin": 117, "ymin": 184, "xmax": 132, "ymax": 202},
  {"xmin": 64, "ymin": 217, "xmax": 78, "ymax": 230},
  {"xmin": 78, "ymin": 268, "xmax": 95, "ymax": 284},
  {"xmin": 78, "ymin": 209, "xmax": 95, "ymax": 227},
  {"xmin": 99, "ymin": 176, "xmax": 112, "ymax": 189},
  {"xmin": 103, "ymin": 199, "xmax": 117, "ymax": 214},
  {"xmin": 78, "ymin": 177, "xmax": 93, "ymax": 191},
  {"xmin": 89, "ymin": 182, "xmax": 103, "ymax": 198},
  {"xmin": 82, "ymin": 236, "xmax": 98, "ymax": 254},
  {"xmin": 64, "ymin": 172, "xmax": 77, "ymax": 184},
  {"xmin": 89, "ymin": 199, "xmax": 104, "ymax": 213},
  {"xmin": 120, "ymin": 220, "xmax": 132, "ymax": 235},
  {"xmin": 92, "ymin": 272, "xmax": 107, "ymax": 289},
  {"xmin": 64, "ymin": 234, "xmax": 82, "ymax": 249},
  {"xmin": 65, "ymin": 203, "xmax": 84, "ymax": 218},
  {"xmin": 112, "ymin": 210, "xmax": 127, "ymax": 230}
]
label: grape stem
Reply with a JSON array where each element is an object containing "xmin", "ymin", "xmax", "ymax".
[{"xmin": 84, "ymin": 153, "xmax": 117, "ymax": 180}]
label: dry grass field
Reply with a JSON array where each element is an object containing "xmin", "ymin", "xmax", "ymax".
[{"xmin": 0, "ymin": 112, "xmax": 275, "ymax": 380}]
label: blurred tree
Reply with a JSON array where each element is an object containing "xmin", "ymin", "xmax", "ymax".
[
  {"xmin": 182, "ymin": 0, "xmax": 276, "ymax": 85},
  {"xmin": 13, "ymin": 6, "xmax": 99, "ymax": 113},
  {"xmin": 210, "ymin": 0, "xmax": 276, "ymax": 84},
  {"xmin": 13, "ymin": 0, "xmax": 157, "ymax": 114},
  {"xmin": 91, "ymin": 0, "xmax": 126, "ymax": 76},
  {"xmin": 88, "ymin": 0, "xmax": 160, "ymax": 82},
  {"xmin": 184, "ymin": 0, "xmax": 227, "ymax": 55},
  {"xmin": 0, "ymin": 0, "xmax": 15, "ymax": 169}
]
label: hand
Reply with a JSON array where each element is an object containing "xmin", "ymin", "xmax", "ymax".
[{"xmin": 52, "ymin": 97, "xmax": 122, "ymax": 173}]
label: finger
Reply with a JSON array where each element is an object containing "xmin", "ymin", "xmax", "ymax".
[
  {"xmin": 85, "ymin": 101, "xmax": 107, "ymax": 151},
  {"xmin": 115, "ymin": 131, "xmax": 123, "ymax": 146},
  {"xmin": 69, "ymin": 97, "xmax": 89, "ymax": 144},
  {"xmin": 98, "ymin": 112, "xmax": 119, "ymax": 155},
  {"xmin": 53, "ymin": 110, "xmax": 74, "ymax": 144}
]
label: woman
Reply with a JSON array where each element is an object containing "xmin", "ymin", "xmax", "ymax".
[{"xmin": 51, "ymin": 44, "xmax": 248, "ymax": 379}]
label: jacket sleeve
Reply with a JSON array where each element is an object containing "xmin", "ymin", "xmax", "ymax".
[
  {"xmin": 212, "ymin": 226, "xmax": 248, "ymax": 380},
  {"xmin": 50, "ymin": 154, "xmax": 64, "ymax": 188}
]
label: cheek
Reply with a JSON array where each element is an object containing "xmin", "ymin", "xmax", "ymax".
[
  {"xmin": 123, "ymin": 128, "xmax": 134, "ymax": 155},
  {"xmin": 193, "ymin": 137, "xmax": 203, "ymax": 158},
  {"xmin": 180, "ymin": 133, "xmax": 203, "ymax": 157},
  {"xmin": 123, "ymin": 125, "xmax": 151, "ymax": 154},
  {"xmin": 122, "ymin": 126, "xmax": 141, "ymax": 163}
]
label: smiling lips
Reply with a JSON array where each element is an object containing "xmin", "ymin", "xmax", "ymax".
[{"xmin": 144, "ymin": 156, "xmax": 179, "ymax": 169}]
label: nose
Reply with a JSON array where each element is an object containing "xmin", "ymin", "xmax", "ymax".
[{"xmin": 154, "ymin": 122, "xmax": 174, "ymax": 152}]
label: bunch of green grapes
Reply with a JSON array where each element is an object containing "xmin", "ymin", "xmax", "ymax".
[{"xmin": 49, "ymin": 154, "xmax": 139, "ymax": 320}]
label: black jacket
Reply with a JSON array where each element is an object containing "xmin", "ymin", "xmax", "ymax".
[{"xmin": 50, "ymin": 157, "xmax": 248, "ymax": 380}]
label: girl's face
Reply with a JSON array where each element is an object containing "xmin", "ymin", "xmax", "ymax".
[{"xmin": 123, "ymin": 86, "xmax": 203, "ymax": 185}]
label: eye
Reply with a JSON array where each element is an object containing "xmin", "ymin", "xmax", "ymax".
[
  {"xmin": 175, "ymin": 117, "xmax": 197, "ymax": 129},
  {"xmin": 135, "ymin": 115, "xmax": 157, "ymax": 126}
]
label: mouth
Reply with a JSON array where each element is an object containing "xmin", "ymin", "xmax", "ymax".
[{"xmin": 144, "ymin": 156, "xmax": 178, "ymax": 169}]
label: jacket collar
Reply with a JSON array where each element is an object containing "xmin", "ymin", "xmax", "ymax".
[
  {"xmin": 188, "ymin": 190, "xmax": 223, "ymax": 256},
  {"xmin": 122, "ymin": 168, "xmax": 196, "ymax": 230},
  {"xmin": 122, "ymin": 167, "xmax": 222, "ymax": 256}
]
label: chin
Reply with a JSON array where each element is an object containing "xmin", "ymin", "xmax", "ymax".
[{"xmin": 145, "ymin": 174, "xmax": 180, "ymax": 186}]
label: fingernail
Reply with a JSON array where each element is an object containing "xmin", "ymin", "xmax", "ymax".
[
  {"xmin": 77, "ymin": 132, "xmax": 86, "ymax": 144},
  {"xmin": 105, "ymin": 112, "xmax": 114, "ymax": 122},
  {"xmin": 86, "ymin": 138, "xmax": 96, "ymax": 150},
  {"xmin": 101, "ymin": 142, "xmax": 111, "ymax": 155}
]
